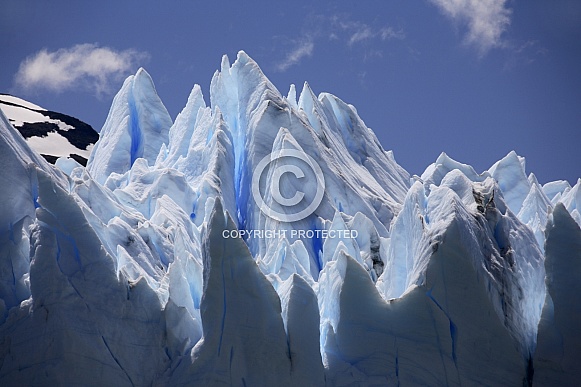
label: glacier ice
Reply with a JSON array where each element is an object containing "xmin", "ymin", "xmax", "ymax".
[
  {"xmin": 0, "ymin": 51, "xmax": 579, "ymax": 385},
  {"xmin": 168, "ymin": 199, "xmax": 293, "ymax": 386},
  {"xmin": 533, "ymin": 204, "xmax": 581, "ymax": 384},
  {"xmin": 88, "ymin": 68, "xmax": 172, "ymax": 184}
]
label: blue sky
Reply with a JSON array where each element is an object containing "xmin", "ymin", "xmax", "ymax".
[{"xmin": 2, "ymin": 0, "xmax": 580, "ymax": 184}]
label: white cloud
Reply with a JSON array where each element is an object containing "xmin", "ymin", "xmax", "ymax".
[
  {"xmin": 429, "ymin": 0, "xmax": 511, "ymax": 55},
  {"xmin": 14, "ymin": 44, "xmax": 148, "ymax": 95},
  {"xmin": 342, "ymin": 21, "xmax": 404, "ymax": 47},
  {"xmin": 274, "ymin": 15, "xmax": 405, "ymax": 72},
  {"xmin": 276, "ymin": 38, "xmax": 314, "ymax": 72},
  {"xmin": 380, "ymin": 27, "xmax": 406, "ymax": 41},
  {"xmin": 348, "ymin": 26, "xmax": 374, "ymax": 46}
]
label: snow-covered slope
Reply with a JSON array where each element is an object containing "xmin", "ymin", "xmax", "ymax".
[
  {"xmin": 0, "ymin": 52, "xmax": 579, "ymax": 386},
  {"xmin": 0, "ymin": 94, "xmax": 98, "ymax": 166}
]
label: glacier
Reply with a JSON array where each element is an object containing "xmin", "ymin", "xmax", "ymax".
[{"xmin": 0, "ymin": 51, "xmax": 580, "ymax": 386}]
